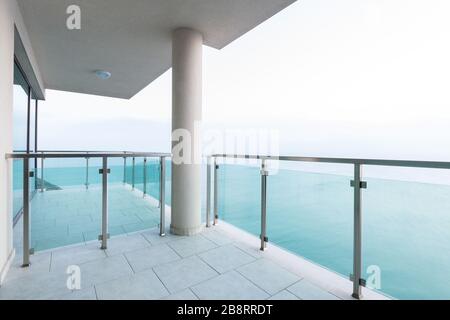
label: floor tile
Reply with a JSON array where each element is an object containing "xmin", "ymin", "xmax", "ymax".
[
  {"xmin": 52, "ymin": 286, "xmax": 98, "ymax": 300},
  {"xmin": 105, "ymin": 234, "xmax": 150, "ymax": 256},
  {"xmin": 162, "ymin": 289, "xmax": 199, "ymax": 300},
  {"xmin": 125, "ymin": 244, "xmax": 180, "ymax": 273},
  {"xmin": 153, "ymin": 256, "xmax": 218, "ymax": 293},
  {"xmin": 122, "ymin": 221, "xmax": 157, "ymax": 234},
  {"xmin": 95, "ymin": 269, "xmax": 169, "ymax": 300},
  {"xmin": 77, "ymin": 255, "xmax": 134, "ymax": 287},
  {"xmin": 201, "ymin": 229, "xmax": 234, "ymax": 246},
  {"xmin": 233, "ymin": 242, "xmax": 266, "ymax": 259},
  {"xmin": 236, "ymin": 259, "xmax": 300, "ymax": 295},
  {"xmin": 269, "ymin": 290, "xmax": 300, "ymax": 300},
  {"xmin": 141, "ymin": 228, "xmax": 185, "ymax": 245},
  {"xmin": 0, "ymin": 270, "xmax": 68, "ymax": 300},
  {"xmin": 50, "ymin": 243, "xmax": 106, "ymax": 272},
  {"xmin": 287, "ymin": 280, "xmax": 340, "ymax": 300},
  {"xmin": 191, "ymin": 271, "xmax": 269, "ymax": 300},
  {"xmin": 198, "ymin": 245, "xmax": 255, "ymax": 273},
  {"xmin": 168, "ymin": 235, "xmax": 217, "ymax": 257}
]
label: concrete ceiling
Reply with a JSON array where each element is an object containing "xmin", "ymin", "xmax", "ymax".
[{"xmin": 17, "ymin": 0, "xmax": 296, "ymax": 99}]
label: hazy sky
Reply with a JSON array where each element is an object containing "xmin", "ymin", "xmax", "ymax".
[{"xmin": 36, "ymin": 0, "xmax": 450, "ymax": 162}]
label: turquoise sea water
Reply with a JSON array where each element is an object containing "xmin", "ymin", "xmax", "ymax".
[{"xmin": 13, "ymin": 160, "xmax": 450, "ymax": 299}]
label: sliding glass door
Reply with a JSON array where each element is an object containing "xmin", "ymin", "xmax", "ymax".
[{"xmin": 12, "ymin": 61, "xmax": 38, "ymax": 223}]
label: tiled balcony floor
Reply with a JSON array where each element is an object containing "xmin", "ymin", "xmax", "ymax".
[{"xmin": 1, "ymin": 220, "xmax": 388, "ymax": 300}]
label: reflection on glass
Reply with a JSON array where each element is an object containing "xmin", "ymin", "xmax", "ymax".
[
  {"xmin": 108, "ymin": 157, "xmax": 161, "ymax": 236},
  {"xmin": 28, "ymin": 156, "xmax": 169, "ymax": 251},
  {"xmin": 12, "ymin": 160, "xmax": 23, "ymax": 220},
  {"xmin": 363, "ymin": 166, "xmax": 450, "ymax": 299},
  {"xmin": 218, "ymin": 161, "xmax": 353, "ymax": 279}
]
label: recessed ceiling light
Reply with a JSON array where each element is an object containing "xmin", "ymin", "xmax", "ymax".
[{"xmin": 95, "ymin": 70, "xmax": 111, "ymax": 80}]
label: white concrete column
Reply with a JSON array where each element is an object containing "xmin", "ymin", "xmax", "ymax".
[{"xmin": 170, "ymin": 28, "xmax": 203, "ymax": 236}]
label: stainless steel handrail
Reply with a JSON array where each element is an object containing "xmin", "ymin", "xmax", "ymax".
[
  {"xmin": 36, "ymin": 150, "xmax": 129, "ymax": 153},
  {"xmin": 6, "ymin": 152, "xmax": 171, "ymax": 159},
  {"xmin": 212, "ymin": 154, "xmax": 450, "ymax": 169},
  {"xmin": 206, "ymin": 153, "xmax": 450, "ymax": 300}
]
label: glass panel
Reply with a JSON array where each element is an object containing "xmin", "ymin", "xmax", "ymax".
[
  {"xmin": 12, "ymin": 63, "xmax": 30, "ymax": 222},
  {"xmin": 31, "ymin": 157, "xmax": 101, "ymax": 251},
  {"xmin": 109, "ymin": 157, "xmax": 160, "ymax": 236},
  {"xmin": 41, "ymin": 157, "xmax": 99, "ymax": 187},
  {"xmin": 12, "ymin": 159, "xmax": 23, "ymax": 221},
  {"xmin": 29, "ymin": 158, "xmax": 35, "ymax": 198},
  {"xmin": 268, "ymin": 161, "xmax": 353, "ymax": 278},
  {"xmin": 363, "ymin": 166, "xmax": 450, "ymax": 299},
  {"xmin": 218, "ymin": 160, "xmax": 261, "ymax": 235},
  {"xmin": 134, "ymin": 157, "xmax": 145, "ymax": 193},
  {"xmin": 29, "ymin": 102, "xmax": 36, "ymax": 193},
  {"xmin": 13, "ymin": 63, "xmax": 29, "ymax": 153},
  {"xmin": 218, "ymin": 159, "xmax": 353, "ymax": 278},
  {"xmin": 29, "ymin": 101, "xmax": 36, "ymax": 152},
  {"xmin": 200, "ymin": 161, "xmax": 207, "ymax": 223},
  {"xmin": 164, "ymin": 158, "xmax": 171, "ymax": 206},
  {"xmin": 124, "ymin": 157, "xmax": 171, "ymax": 206},
  {"xmin": 145, "ymin": 158, "xmax": 160, "ymax": 200}
]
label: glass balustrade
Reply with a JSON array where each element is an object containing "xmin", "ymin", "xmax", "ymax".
[
  {"xmin": 12, "ymin": 151, "xmax": 450, "ymax": 299},
  {"xmin": 211, "ymin": 156, "xmax": 450, "ymax": 300},
  {"xmin": 10, "ymin": 154, "xmax": 168, "ymax": 253}
]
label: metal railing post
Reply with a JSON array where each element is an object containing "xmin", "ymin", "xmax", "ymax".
[
  {"xmin": 22, "ymin": 159, "xmax": 31, "ymax": 267},
  {"xmin": 206, "ymin": 157, "xmax": 212, "ymax": 228},
  {"xmin": 100, "ymin": 157, "xmax": 109, "ymax": 249},
  {"xmin": 132, "ymin": 157, "xmax": 135, "ymax": 190},
  {"xmin": 260, "ymin": 159, "xmax": 268, "ymax": 251},
  {"xmin": 40, "ymin": 153, "xmax": 45, "ymax": 192},
  {"xmin": 85, "ymin": 153, "xmax": 89, "ymax": 190},
  {"xmin": 213, "ymin": 157, "xmax": 219, "ymax": 225},
  {"xmin": 123, "ymin": 156, "xmax": 127, "ymax": 184},
  {"xmin": 351, "ymin": 163, "xmax": 366, "ymax": 299},
  {"xmin": 159, "ymin": 156, "xmax": 166, "ymax": 236},
  {"xmin": 143, "ymin": 157, "xmax": 147, "ymax": 197}
]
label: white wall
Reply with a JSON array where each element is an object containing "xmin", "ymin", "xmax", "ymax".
[
  {"xmin": 0, "ymin": 0, "xmax": 16, "ymax": 283},
  {"xmin": 0, "ymin": 0, "xmax": 45, "ymax": 283}
]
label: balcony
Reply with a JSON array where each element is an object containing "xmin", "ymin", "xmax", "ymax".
[
  {"xmin": 8, "ymin": 150, "xmax": 450, "ymax": 300},
  {"xmin": 3, "ymin": 149, "xmax": 450, "ymax": 300},
  {"xmin": 1, "ymin": 156, "xmax": 388, "ymax": 300}
]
